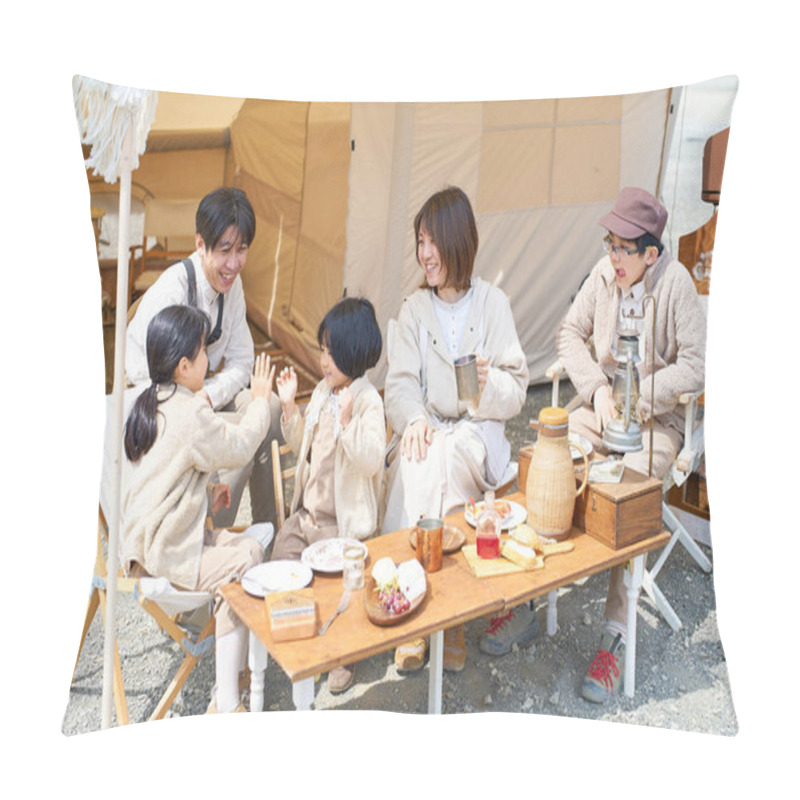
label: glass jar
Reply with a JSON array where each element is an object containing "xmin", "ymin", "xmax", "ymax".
[
  {"xmin": 342, "ymin": 545, "xmax": 365, "ymax": 590},
  {"xmin": 476, "ymin": 491, "xmax": 501, "ymax": 559}
]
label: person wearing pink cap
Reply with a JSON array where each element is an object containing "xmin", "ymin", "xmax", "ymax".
[{"xmin": 556, "ymin": 187, "xmax": 706, "ymax": 703}]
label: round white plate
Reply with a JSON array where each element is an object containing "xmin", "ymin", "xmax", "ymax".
[
  {"xmin": 569, "ymin": 433, "xmax": 593, "ymax": 460},
  {"xmin": 464, "ymin": 499, "xmax": 527, "ymax": 531},
  {"xmin": 301, "ymin": 538, "xmax": 368, "ymax": 573},
  {"xmin": 241, "ymin": 560, "xmax": 313, "ymax": 597}
]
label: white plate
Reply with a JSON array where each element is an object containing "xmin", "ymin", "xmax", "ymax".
[
  {"xmin": 301, "ymin": 538, "xmax": 368, "ymax": 573},
  {"xmin": 241, "ymin": 560, "xmax": 313, "ymax": 597},
  {"xmin": 464, "ymin": 499, "xmax": 527, "ymax": 530},
  {"xmin": 569, "ymin": 433, "xmax": 593, "ymax": 460}
]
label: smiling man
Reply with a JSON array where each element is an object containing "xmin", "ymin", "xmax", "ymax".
[
  {"xmin": 556, "ymin": 186, "xmax": 706, "ymax": 703},
  {"xmin": 126, "ymin": 187, "xmax": 283, "ymax": 530}
]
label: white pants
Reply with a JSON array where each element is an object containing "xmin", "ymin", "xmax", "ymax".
[{"xmin": 382, "ymin": 421, "xmax": 488, "ymax": 532}]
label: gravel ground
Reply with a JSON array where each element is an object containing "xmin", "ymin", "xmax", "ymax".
[{"xmin": 62, "ymin": 381, "xmax": 736, "ymax": 737}]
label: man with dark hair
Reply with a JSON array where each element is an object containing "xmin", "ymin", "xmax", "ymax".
[
  {"xmin": 557, "ymin": 186, "xmax": 706, "ymax": 702},
  {"xmin": 126, "ymin": 187, "xmax": 283, "ymax": 531}
]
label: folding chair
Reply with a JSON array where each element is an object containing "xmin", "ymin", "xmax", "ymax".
[
  {"xmin": 271, "ymin": 439, "xmax": 296, "ymax": 529},
  {"xmin": 73, "ymin": 505, "xmax": 217, "ymax": 723},
  {"xmin": 543, "ymin": 359, "xmax": 712, "ymax": 632}
]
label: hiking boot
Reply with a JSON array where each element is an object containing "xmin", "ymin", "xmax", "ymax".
[
  {"xmin": 395, "ymin": 638, "xmax": 427, "ymax": 672},
  {"xmin": 479, "ymin": 603, "xmax": 538, "ymax": 656},
  {"xmin": 327, "ymin": 664, "xmax": 356, "ymax": 694},
  {"xmin": 443, "ymin": 624, "xmax": 466, "ymax": 672},
  {"xmin": 581, "ymin": 632, "xmax": 625, "ymax": 703}
]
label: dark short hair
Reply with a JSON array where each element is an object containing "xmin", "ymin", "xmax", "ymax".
[
  {"xmin": 317, "ymin": 297, "xmax": 382, "ymax": 379},
  {"xmin": 635, "ymin": 233, "xmax": 664, "ymax": 256},
  {"xmin": 196, "ymin": 187, "xmax": 256, "ymax": 251},
  {"xmin": 414, "ymin": 186, "xmax": 478, "ymax": 292}
]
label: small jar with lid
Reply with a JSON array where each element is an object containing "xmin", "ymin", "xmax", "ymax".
[{"xmin": 476, "ymin": 490, "xmax": 501, "ymax": 559}]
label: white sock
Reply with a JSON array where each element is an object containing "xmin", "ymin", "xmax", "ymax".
[
  {"xmin": 243, "ymin": 522, "xmax": 274, "ymax": 550},
  {"xmin": 215, "ymin": 626, "xmax": 247, "ymax": 712},
  {"xmin": 604, "ymin": 620, "xmax": 627, "ymax": 645}
]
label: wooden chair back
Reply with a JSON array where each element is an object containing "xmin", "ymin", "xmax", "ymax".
[{"xmin": 272, "ymin": 440, "xmax": 296, "ymax": 529}]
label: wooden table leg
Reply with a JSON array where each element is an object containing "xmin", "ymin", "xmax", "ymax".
[
  {"xmin": 623, "ymin": 555, "xmax": 645, "ymax": 698},
  {"xmin": 292, "ymin": 677, "xmax": 315, "ymax": 710},
  {"xmin": 428, "ymin": 630, "xmax": 444, "ymax": 714},
  {"xmin": 248, "ymin": 633, "xmax": 267, "ymax": 712}
]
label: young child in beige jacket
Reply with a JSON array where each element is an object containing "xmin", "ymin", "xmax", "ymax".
[{"xmin": 272, "ymin": 297, "xmax": 385, "ymax": 694}]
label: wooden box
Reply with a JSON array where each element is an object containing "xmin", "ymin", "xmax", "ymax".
[{"xmin": 573, "ymin": 467, "xmax": 662, "ymax": 549}]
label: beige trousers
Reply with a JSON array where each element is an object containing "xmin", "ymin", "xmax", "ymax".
[
  {"xmin": 569, "ymin": 404, "xmax": 682, "ymax": 626},
  {"xmin": 196, "ymin": 527, "xmax": 265, "ymax": 637}
]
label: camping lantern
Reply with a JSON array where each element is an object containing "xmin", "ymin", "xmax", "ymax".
[
  {"xmin": 602, "ymin": 295, "xmax": 657, "ymax": 475},
  {"xmin": 602, "ymin": 326, "xmax": 644, "ymax": 454}
]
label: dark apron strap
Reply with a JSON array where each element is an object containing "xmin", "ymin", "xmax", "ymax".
[{"xmin": 183, "ymin": 258, "xmax": 224, "ymax": 345}]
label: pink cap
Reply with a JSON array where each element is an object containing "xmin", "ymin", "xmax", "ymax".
[{"xmin": 598, "ymin": 187, "xmax": 668, "ymax": 240}]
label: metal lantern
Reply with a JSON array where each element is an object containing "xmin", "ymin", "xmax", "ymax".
[{"xmin": 602, "ymin": 295, "xmax": 657, "ymax": 476}]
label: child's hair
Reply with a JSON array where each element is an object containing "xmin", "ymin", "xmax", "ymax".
[
  {"xmin": 124, "ymin": 305, "xmax": 211, "ymax": 462},
  {"xmin": 317, "ymin": 297, "xmax": 382, "ymax": 379}
]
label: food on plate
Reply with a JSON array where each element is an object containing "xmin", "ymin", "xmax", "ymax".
[
  {"xmin": 469, "ymin": 498, "xmax": 513, "ymax": 520},
  {"xmin": 371, "ymin": 557, "xmax": 426, "ymax": 615},
  {"xmin": 500, "ymin": 539, "xmax": 540, "ymax": 570}
]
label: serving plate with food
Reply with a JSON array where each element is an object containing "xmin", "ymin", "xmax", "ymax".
[
  {"xmin": 464, "ymin": 498, "xmax": 527, "ymax": 530},
  {"xmin": 364, "ymin": 557, "xmax": 427, "ymax": 626},
  {"xmin": 301, "ymin": 537, "xmax": 368, "ymax": 573}
]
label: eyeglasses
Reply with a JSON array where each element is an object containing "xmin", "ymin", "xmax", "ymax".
[{"xmin": 602, "ymin": 235, "xmax": 640, "ymax": 258}]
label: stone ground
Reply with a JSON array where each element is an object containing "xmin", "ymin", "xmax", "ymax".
[{"xmin": 62, "ymin": 381, "xmax": 737, "ymax": 737}]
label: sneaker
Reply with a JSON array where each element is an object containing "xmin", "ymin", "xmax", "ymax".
[
  {"xmin": 581, "ymin": 632, "xmax": 625, "ymax": 703},
  {"xmin": 327, "ymin": 664, "xmax": 356, "ymax": 694},
  {"xmin": 443, "ymin": 625, "xmax": 466, "ymax": 672},
  {"xmin": 395, "ymin": 638, "xmax": 427, "ymax": 672},
  {"xmin": 479, "ymin": 603, "xmax": 539, "ymax": 656}
]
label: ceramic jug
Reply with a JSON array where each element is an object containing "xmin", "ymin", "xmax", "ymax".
[{"xmin": 526, "ymin": 406, "xmax": 589, "ymax": 540}]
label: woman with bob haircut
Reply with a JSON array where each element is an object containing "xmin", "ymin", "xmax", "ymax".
[{"xmin": 382, "ymin": 186, "xmax": 529, "ymax": 672}]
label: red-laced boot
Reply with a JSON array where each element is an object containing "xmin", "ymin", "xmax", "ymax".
[{"xmin": 581, "ymin": 632, "xmax": 625, "ymax": 703}]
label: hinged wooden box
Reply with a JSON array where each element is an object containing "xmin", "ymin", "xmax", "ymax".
[{"xmin": 573, "ymin": 467, "xmax": 662, "ymax": 549}]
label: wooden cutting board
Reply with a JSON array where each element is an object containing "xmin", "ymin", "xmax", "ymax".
[{"xmin": 462, "ymin": 545, "xmax": 543, "ymax": 578}]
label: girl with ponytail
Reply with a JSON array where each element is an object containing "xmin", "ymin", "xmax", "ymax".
[{"xmin": 121, "ymin": 304, "xmax": 276, "ymax": 714}]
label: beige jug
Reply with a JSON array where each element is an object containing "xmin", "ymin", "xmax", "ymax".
[{"xmin": 526, "ymin": 407, "xmax": 589, "ymax": 540}]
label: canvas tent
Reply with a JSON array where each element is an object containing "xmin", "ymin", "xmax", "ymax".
[{"xmin": 89, "ymin": 80, "xmax": 735, "ymax": 389}]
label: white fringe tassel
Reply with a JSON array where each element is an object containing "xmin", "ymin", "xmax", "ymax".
[{"xmin": 72, "ymin": 75, "xmax": 158, "ymax": 183}]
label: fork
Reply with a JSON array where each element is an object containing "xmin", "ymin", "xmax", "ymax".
[{"xmin": 318, "ymin": 590, "xmax": 351, "ymax": 635}]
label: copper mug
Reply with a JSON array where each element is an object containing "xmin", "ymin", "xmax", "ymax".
[{"xmin": 414, "ymin": 517, "xmax": 444, "ymax": 572}]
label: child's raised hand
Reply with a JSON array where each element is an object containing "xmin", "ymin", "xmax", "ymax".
[
  {"xmin": 251, "ymin": 353, "xmax": 275, "ymax": 400},
  {"xmin": 276, "ymin": 366, "xmax": 298, "ymax": 405},
  {"xmin": 338, "ymin": 385, "xmax": 354, "ymax": 427}
]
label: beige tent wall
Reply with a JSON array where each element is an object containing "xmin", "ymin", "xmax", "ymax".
[
  {"xmin": 344, "ymin": 89, "xmax": 670, "ymax": 388},
  {"xmin": 232, "ymin": 100, "xmax": 350, "ymax": 378}
]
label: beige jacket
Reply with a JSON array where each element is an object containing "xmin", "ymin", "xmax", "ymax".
[
  {"xmin": 283, "ymin": 376, "xmax": 385, "ymax": 540},
  {"xmin": 121, "ymin": 385, "xmax": 269, "ymax": 589},
  {"xmin": 556, "ymin": 250, "xmax": 706, "ymax": 432},
  {"xmin": 385, "ymin": 278, "xmax": 528, "ymax": 481}
]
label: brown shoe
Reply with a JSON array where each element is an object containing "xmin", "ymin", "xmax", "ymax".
[
  {"xmin": 394, "ymin": 638, "xmax": 427, "ymax": 672},
  {"xmin": 327, "ymin": 664, "xmax": 356, "ymax": 694},
  {"xmin": 443, "ymin": 624, "xmax": 466, "ymax": 672},
  {"xmin": 206, "ymin": 699, "xmax": 247, "ymax": 714}
]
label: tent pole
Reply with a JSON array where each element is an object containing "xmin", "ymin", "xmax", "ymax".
[{"xmin": 101, "ymin": 124, "xmax": 133, "ymax": 729}]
